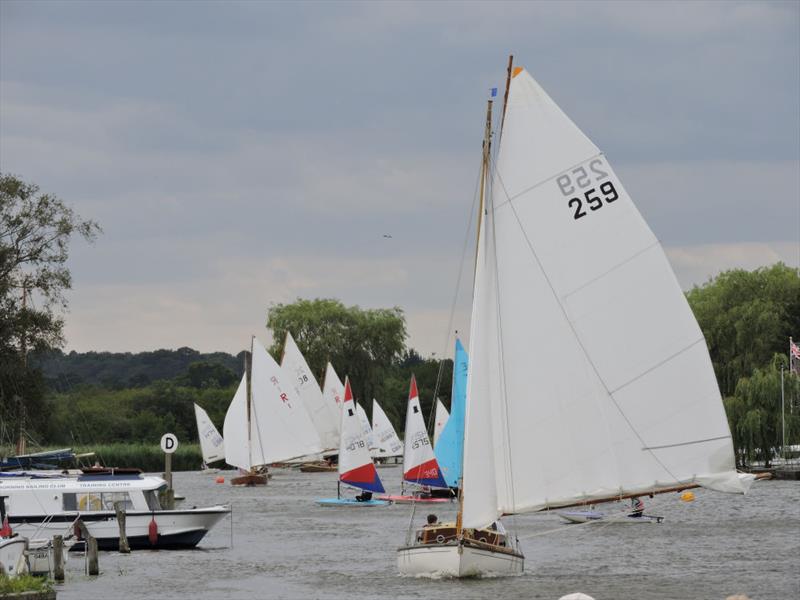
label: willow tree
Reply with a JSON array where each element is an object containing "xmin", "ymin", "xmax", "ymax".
[
  {"xmin": 728, "ymin": 354, "xmax": 800, "ymax": 467},
  {"xmin": 0, "ymin": 173, "xmax": 100, "ymax": 448},
  {"xmin": 267, "ymin": 298, "xmax": 407, "ymax": 409}
]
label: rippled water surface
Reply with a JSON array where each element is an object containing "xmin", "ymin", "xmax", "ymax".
[{"xmin": 55, "ymin": 469, "xmax": 799, "ymax": 600}]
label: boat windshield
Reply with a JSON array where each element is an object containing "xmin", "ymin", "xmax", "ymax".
[{"xmin": 144, "ymin": 488, "xmax": 163, "ymax": 511}]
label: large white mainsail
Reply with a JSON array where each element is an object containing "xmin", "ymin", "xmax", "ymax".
[
  {"xmin": 281, "ymin": 332, "xmax": 340, "ymax": 451},
  {"xmin": 461, "ymin": 68, "xmax": 751, "ymax": 529},
  {"xmin": 250, "ymin": 337, "xmax": 323, "ymax": 464},
  {"xmin": 194, "ymin": 403, "xmax": 225, "ymax": 464}
]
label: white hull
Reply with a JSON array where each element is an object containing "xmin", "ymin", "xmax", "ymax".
[
  {"xmin": 12, "ymin": 507, "xmax": 228, "ymax": 550},
  {"xmin": 558, "ymin": 511, "xmax": 663, "ymax": 525},
  {"xmin": 397, "ymin": 542, "xmax": 523, "ymax": 578},
  {"xmin": 0, "ymin": 537, "xmax": 28, "ymax": 577}
]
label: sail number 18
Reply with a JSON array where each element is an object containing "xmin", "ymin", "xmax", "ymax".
[{"xmin": 555, "ymin": 158, "xmax": 619, "ymax": 220}]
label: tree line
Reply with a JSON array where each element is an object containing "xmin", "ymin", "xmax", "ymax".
[{"xmin": 2, "ymin": 173, "xmax": 798, "ymax": 467}]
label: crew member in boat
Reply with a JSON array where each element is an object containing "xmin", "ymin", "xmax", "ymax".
[
  {"xmin": 355, "ymin": 491, "xmax": 373, "ymax": 502},
  {"xmin": 629, "ymin": 497, "xmax": 645, "ymax": 517},
  {"xmin": 424, "ymin": 514, "xmax": 438, "ymax": 527}
]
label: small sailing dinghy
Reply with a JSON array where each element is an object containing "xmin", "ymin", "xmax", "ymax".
[
  {"xmin": 558, "ymin": 510, "xmax": 663, "ymax": 525},
  {"xmin": 397, "ymin": 59, "xmax": 754, "ymax": 578},
  {"xmin": 380, "ymin": 376, "xmax": 451, "ymax": 504},
  {"xmin": 223, "ymin": 336, "xmax": 323, "ymax": 485},
  {"xmin": 194, "ymin": 403, "xmax": 225, "ymax": 473},
  {"xmin": 317, "ymin": 377, "xmax": 390, "ymax": 507}
]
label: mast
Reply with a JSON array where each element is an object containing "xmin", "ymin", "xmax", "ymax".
[
  {"xmin": 499, "ymin": 54, "xmax": 514, "ymax": 139},
  {"xmin": 460, "ymin": 93, "xmax": 495, "ymax": 538},
  {"xmin": 246, "ymin": 336, "xmax": 254, "ymax": 471}
]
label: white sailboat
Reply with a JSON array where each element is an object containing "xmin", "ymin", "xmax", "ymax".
[
  {"xmin": 397, "ymin": 59, "xmax": 753, "ymax": 578},
  {"xmin": 355, "ymin": 402, "xmax": 376, "ymax": 453},
  {"xmin": 223, "ymin": 336, "xmax": 323, "ymax": 485},
  {"xmin": 281, "ymin": 332, "xmax": 340, "ymax": 452},
  {"xmin": 193, "ymin": 403, "xmax": 225, "ymax": 471},
  {"xmin": 321, "ymin": 362, "xmax": 345, "ymax": 430},
  {"xmin": 371, "ymin": 399, "xmax": 403, "ymax": 460},
  {"xmin": 433, "ymin": 398, "xmax": 449, "ymax": 448}
]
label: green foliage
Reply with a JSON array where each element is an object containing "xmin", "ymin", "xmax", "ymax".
[
  {"xmin": 728, "ymin": 355, "xmax": 800, "ymax": 467},
  {"xmin": 687, "ymin": 263, "xmax": 800, "ymax": 396},
  {"xmin": 267, "ymin": 298, "xmax": 407, "ymax": 408},
  {"xmin": 0, "ymin": 573, "xmax": 51, "ymax": 594}
]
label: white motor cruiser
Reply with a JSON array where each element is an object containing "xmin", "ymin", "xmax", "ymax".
[{"xmin": 0, "ymin": 470, "xmax": 228, "ymax": 550}]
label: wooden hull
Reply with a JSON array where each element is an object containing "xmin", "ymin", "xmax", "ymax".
[
  {"xmin": 299, "ymin": 463, "xmax": 337, "ymax": 473},
  {"xmin": 397, "ymin": 540, "xmax": 524, "ymax": 578},
  {"xmin": 231, "ymin": 473, "xmax": 268, "ymax": 486}
]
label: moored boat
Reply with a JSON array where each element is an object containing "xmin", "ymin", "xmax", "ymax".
[{"xmin": 0, "ymin": 470, "xmax": 229, "ymax": 550}]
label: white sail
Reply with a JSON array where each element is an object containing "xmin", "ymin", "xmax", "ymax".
[
  {"xmin": 322, "ymin": 363, "xmax": 345, "ymax": 432},
  {"xmin": 461, "ymin": 68, "xmax": 750, "ymax": 529},
  {"xmin": 355, "ymin": 402, "xmax": 375, "ymax": 451},
  {"xmin": 194, "ymin": 403, "xmax": 225, "ymax": 464},
  {"xmin": 371, "ymin": 399, "xmax": 403, "ymax": 458},
  {"xmin": 433, "ymin": 399, "xmax": 449, "ymax": 448},
  {"xmin": 222, "ymin": 374, "xmax": 252, "ymax": 471},
  {"xmin": 250, "ymin": 337, "xmax": 323, "ymax": 464},
  {"xmin": 281, "ymin": 332, "xmax": 340, "ymax": 451}
]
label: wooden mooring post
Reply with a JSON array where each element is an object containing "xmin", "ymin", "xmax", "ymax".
[
  {"xmin": 87, "ymin": 537, "xmax": 99, "ymax": 576},
  {"xmin": 114, "ymin": 501, "xmax": 130, "ymax": 553},
  {"xmin": 53, "ymin": 535, "xmax": 65, "ymax": 582}
]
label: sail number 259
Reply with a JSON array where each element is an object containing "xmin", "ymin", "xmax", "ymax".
[{"xmin": 556, "ymin": 158, "xmax": 619, "ymax": 220}]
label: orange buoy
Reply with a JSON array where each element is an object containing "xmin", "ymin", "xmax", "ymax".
[
  {"xmin": 680, "ymin": 491, "xmax": 695, "ymax": 502},
  {"xmin": 148, "ymin": 516, "xmax": 159, "ymax": 546},
  {"xmin": 215, "ymin": 476, "xmax": 225, "ymax": 484}
]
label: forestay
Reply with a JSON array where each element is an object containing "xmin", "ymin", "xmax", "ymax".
[
  {"xmin": 461, "ymin": 68, "xmax": 751, "ymax": 529},
  {"xmin": 282, "ymin": 332, "xmax": 340, "ymax": 451},
  {"xmin": 371, "ymin": 399, "xmax": 403, "ymax": 458},
  {"xmin": 194, "ymin": 403, "xmax": 225, "ymax": 464},
  {"xmin": 403, "ymin": 376, "xmax": 448, "ymax": 488}
]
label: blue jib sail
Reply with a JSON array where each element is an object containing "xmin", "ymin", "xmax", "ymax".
[{"xmin": 434, "ymin": 338, "xmax": 468, "ymax": 488}]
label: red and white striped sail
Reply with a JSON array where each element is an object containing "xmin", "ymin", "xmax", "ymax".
[
  {"xmin": 402, "ymin": 376, "xmax": 448, "ymax": 488},
  {"xmin": 338, "ymin": 377, "xmax": 384, "ymax": 493}
]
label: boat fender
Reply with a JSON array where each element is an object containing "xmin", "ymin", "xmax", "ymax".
[
  {"xmin": 73, "ymin": 522, "xmax": 81, "ymax": 540},
  {"xmin": 0, "ymin": 516, "xmax": 12, "ymax": 537},
  {"xmin": 436, "ymin": 534, "xmax": 445, "ymax": 544},
  {"xmin": 148, "ymin": 516, "xmax": 158, "ymax": 546}
]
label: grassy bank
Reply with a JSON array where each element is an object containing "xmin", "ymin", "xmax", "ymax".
[
  {"xmin": 2, "ymin": 443, "xmax": 206, "ymax": 472},
  {"xmin": 0, "ymin": 573, "xmax": 52, "ymax": 595}
]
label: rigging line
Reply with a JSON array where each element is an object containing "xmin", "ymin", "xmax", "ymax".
[
  {"xmin": 492, "ymin": 167, "xmax": 683, "ymax": 486},
  {"xmin": 427, "ymin": 148, "xmax": 483, "ymax": 429},
  {"xmin": 486, "ymin": 148, "xmax": 520, "ymax": 530}
]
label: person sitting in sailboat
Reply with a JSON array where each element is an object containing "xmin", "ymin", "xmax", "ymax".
[
  {"xmin": 629, "ymin": 497, "xmax": 645, "ymax": 517},
  {"xmin": 424, "ymin": 514, "xmax": 438, "ymax": 527},
  {"xmin": 355, "ymin": 491, "xmax": 373, "ymax": 502}
]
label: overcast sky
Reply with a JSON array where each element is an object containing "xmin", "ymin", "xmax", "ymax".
[{"xmin": 1, "ymin": 0, "xmax": 798, "ymax": 357}]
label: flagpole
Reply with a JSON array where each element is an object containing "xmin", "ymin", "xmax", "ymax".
[{"xmin": 781, "ymin": 361, "xmax": 785, "ymax": 462}]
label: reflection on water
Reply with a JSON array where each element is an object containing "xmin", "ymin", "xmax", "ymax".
[{"xmin": 56, "ymin": 468, "xmax": 799, "ymax": 599}]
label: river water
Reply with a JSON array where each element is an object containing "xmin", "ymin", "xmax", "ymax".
[{"xmin": 55, "ymin": 468, "xmax": 798, "ymax": 600}]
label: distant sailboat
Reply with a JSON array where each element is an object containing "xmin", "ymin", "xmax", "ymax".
[
  {"xmin": 371, "ymin": 399, "xmax": 403, "ymax": 461},
  {"xmin": 432, "ymin": 399, "xmax": 449, "ymax": 448},
  {"xmin": 397, "ymin": 60, "xmax": 754, "ymax": 577},
  {"xmin": 355, "ymin": 402, "xmax": 377, "ymax": 453},
  {"xmin": 193, "ymin": 403, "xmax": 225, "ymax": 471},
  {"xmin": 433, "ymin": 338, "xmax": 468, "ymax": 489},
  {"xmin": 281, "ymin": 332, "xmax": 340, "ymax": 453},
  {"xmin": 321, "ymin": 362, "xmax": 345, "ymax": 430},
  {"xmin": 380, "ymin": 376, "xmax": 449, "ymax": 504},
  {"xmin": 317, "ymin": 377, "xmax": 390, "ymax": 507},
  {"xmin": 223, "ymin": 336, "xmax": 323, "ymax": 485}
]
